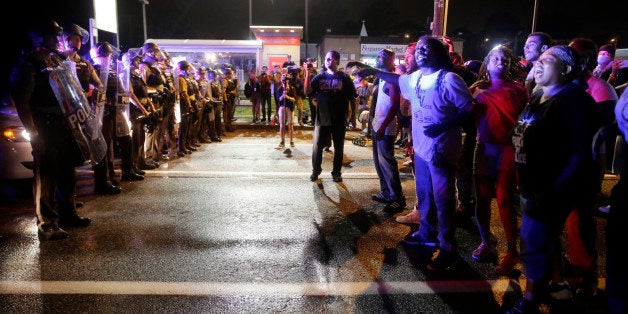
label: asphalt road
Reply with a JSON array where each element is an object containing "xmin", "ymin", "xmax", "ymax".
[{"xmin": 0, "ymin": 123, "xmax": 614, "ymax": 313}]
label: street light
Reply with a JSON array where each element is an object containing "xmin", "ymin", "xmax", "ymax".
[{"xmin": 139, "ymin": 0, "xmax": 149, "ymax": 43}]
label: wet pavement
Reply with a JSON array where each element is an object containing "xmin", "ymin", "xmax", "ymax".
[{"xmin": 0, "ymin": 121, "xmax": 615, "ymax": 313}]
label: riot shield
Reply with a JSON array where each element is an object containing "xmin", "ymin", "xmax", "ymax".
[
  {"xmin": 93, "ymin": 56, "xmax": 110, "ymax": 129},
  {"xmin": 172, "ymin": 66, "xmax": 181, "ymax": 124},
  {"xmin": 115, "ymin": 59, "xmax": 131, "ymax": 137},
  {"xmin": 48, "ymin": 59, "xmax": 107, "ymax": 165}
]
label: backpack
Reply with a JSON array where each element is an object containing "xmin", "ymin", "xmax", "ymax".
[{"xmin": 244, "ymin": 82, "xmax": 253, "ymax": 98}]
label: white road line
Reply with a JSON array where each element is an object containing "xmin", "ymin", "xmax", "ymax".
[
  {"xmin": 0, "ymin": 280, "xmax": 528, "ymax": 296},
  {"xmin": 74, "ymin": 170, "xmax": 413, "ymax": 179}
]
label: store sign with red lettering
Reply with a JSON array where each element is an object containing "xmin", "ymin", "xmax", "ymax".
[{"xmin": 256, "ymin": 36, "xmax": 300, "ymax": 46}]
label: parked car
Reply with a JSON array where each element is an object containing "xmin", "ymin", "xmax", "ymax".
[{"xmin": 0, "ymin": 100, "xmax": 33, "ymax": 180}]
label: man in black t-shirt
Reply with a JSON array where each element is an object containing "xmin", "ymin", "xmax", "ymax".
[{"xmin": 304, "ymin": 50, "xmax": 357, "ymax": 182}]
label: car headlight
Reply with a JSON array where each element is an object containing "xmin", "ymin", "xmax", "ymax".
[{"xmin": 2, "ymin": 126, "xmax": 30, "ymax": 142}]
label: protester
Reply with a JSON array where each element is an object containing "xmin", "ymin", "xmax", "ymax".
[
  {"xmin": 606, "ymin": 88, "xmax": 628, "ymax": 314},
  {"xmin": 354, "ymin": 74, "xmax": 374, "ymax": 133},
  {"xmin": 567, "ymin": 37, "xmax": 618, "ymax": 297},
  {"xmin": 276, "ymin": 74, "xmax": 296, "ymax": 149},
  {"xmin": 368, "ymin": 49, "xmax": 406, "ymax": 212},
  {"xmin": 304, "ymin": 50, "xmax": 358, "ymax": 182},
  {"xmin": 468, "ymin": 45, "xmax": 528, "ymax": 277},
  {"xmin": 356, "ymin": 35, "xmax": 474, "ymax": 271},
  {"xmin": 394, "ymin": 42, "xmax": 421, "ymax": 225},
  {"xmin": 593, "ymin": 44, "xmax": 616, "ymax": 80},
  {"xmin": 245, "ymin": 69, "xmax": 262, "ymax": 123},
  {"xmin": 523, "ymin": 32, "xmax": 553, "ymax": 95},
  {"xmin": 507, "ymin": 45, "xmax": 596, "ymax": 313},
  {"xmin": 258, "ymin": 66, "xmax": 273, "ymax": 124}
]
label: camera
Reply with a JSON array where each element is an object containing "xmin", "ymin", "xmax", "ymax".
[{"xmin": 286, "ymin": 65, "xmax": 300, "ymax": 76}]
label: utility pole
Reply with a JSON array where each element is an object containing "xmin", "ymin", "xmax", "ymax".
[
  {"xmin": 531, "ymin": 0, "xmax": 539, "ymax": 33},
  {"xmin": 431, "ymin": 0, "xmax": 445, "ymax": 37},
  {"xmin": 443, "ymin": 0, "xmax": 449, "ymax": 37},
  {"xmin": 139, "ymin": 0, "xmax": 149, "ymax": 43},
  {"xmin": 305, "ymin": 0, "xmax": 308, "ymax": 59},
  {"xmin": 249, "ymin": 0, "xmax": 253, "ymax": 39}
]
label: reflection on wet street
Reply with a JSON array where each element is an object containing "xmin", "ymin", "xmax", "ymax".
[{"xmin": 0, "ymin": 126, "xmax": 612, "ymax": 313}]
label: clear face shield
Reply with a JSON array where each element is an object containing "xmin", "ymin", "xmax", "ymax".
[
  {"xmin": 96, "ymin": 55, "xmax": 112, "ymax": 92},
  {"xmin": 117, "ymin": 55, "xmax": 131, "ymax": 93},
  {"xmin": 48, "ymin": 35, "xmax": 64, "ymax": 53},
  {"xmin": 154, "ymin": 49, "xmax": 166, "ymax": 62}
]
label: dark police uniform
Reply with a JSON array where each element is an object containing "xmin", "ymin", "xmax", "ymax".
[
  {"xmin": 141, "ymin": 60, "xmax": 168, "ymax": 162},
  {"xmin": 9, "ymin": 21, "xmax": 90, "ymax": 240}
]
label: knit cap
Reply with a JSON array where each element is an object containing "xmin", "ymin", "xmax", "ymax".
[{"xmin": 599, "ymin": 44, "xmax": 616, "ymax": 56}]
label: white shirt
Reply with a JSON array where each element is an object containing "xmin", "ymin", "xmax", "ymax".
[{"xmin": 372, "ymin": 80, "xmax": 398, "ymax": 136}]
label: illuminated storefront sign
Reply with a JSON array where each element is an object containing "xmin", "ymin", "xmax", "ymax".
[
  {"xmin": 256, "ymin": 36, "xmax": 300, "ymax": 46},
  {"xmin": 360, "ymin": 44, "xmax": 408, "ymax": 55}
]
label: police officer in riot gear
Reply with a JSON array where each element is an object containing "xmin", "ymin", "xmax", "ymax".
[
  {"xmin": 207, "ymin": 69, "xmax": 224, "ymax": 140},
  {"xmin": 221, "ymin": 68, "xmax": 237, "ymax": 132},
  {"xmin": 140, "ymin": 42, "xmax": 169, "ymax": 164},
  {"xmin": 91, "ymin": 42, "xmax": 144, "ymax": 194},
  {"xmin": 62, "ymin": 23, "xmax": 100, "ymax": 96},
  {"xmin": 62, "ymin": 23, "xmax": 102, "ymax": 207},
  {"xmin": 63, "ymin": 23, "xmax": 101, "ymax": 102},
  {"xmin": 10, "ymin": 20, "xmax": 91, "ymax": 240},
  {"xmin": 160, "ymin": 51, "xmax": 179, "ymax": 156},
  {"xmin": 177, "ymin": 60, "xmax": 195, "ymax": 155},
  {"xmin": 90, "ymin": 42, "xmax": 123, "ymax": 194},
  {"xmin": 126, "ymin": 51, "xmax": 158, "ymax": 170}
]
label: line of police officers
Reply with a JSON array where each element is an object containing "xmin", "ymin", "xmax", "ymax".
[{"xmin": 9, "ymin": 20, "xmax": 237, "ymax": 241}]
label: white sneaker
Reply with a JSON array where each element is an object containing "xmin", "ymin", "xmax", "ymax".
[
  {"xmin": 396, "ymin": 207, "xmax": 419, "ymax": 224},
  {"xmin": 599, "ymin": 205, "xmax": 610, "ymax": 214}
]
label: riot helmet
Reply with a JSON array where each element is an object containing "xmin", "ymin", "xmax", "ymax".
[
  {"xmin": 142, "ymin": 42, "xmax": 165, "ymax": 61},
  {"xmin": 63, "ymin": 23, "xmax": 89, "ymax": 45},
  {"xmin": 90, "ymin": 41, "xmax": 120, "ymax": 59},
  {"xmin": 27, "ymin": 19, "xmax": 63, "ymax": 50},
  {"xmin": 122, "ymin": 48, "xmax": 142, "ymax": 66},
  {"xmin": 28, "ymin": 19, "xmax": 63, "ymax": 39},
  {"xmin": 177, "ymin": 60, "xmax": 191, "ymax": 74},
  {"xmin": 142, "ymin": 42, "xmax": 159, "ymax": 55},
  {"xmin": 207, "ymin": 69, "xmax": 217, "ymax": 80}
]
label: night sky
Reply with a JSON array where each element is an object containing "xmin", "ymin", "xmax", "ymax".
[{"xmin": 2, "ymin": 0, "xmax": 627, "ymax": 95}]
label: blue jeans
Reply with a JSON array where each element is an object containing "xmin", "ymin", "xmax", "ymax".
[
  {"xmin": 413, "ymin": 155, "xmax": 457, "ymax": 253},
  {"xmin": 373, "ymin": 135, "xmax": 403, "ymax": 202},
  {"xmin": 312, "ymin": 124, "xmax": 346, "ymax": 176},
  {"xmin": 520, "ymin": 209, "xmax": 563, "ymax": 282}
]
